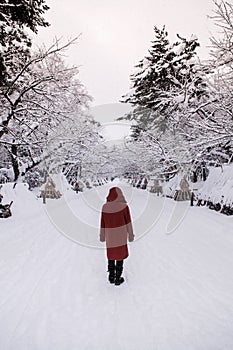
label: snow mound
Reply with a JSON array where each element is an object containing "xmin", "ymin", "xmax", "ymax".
[
  {"xmin": 163, "ymin": 173, "xmax": 193, "ymax": 198},
  {"xmin": 197, "ymin": 164, "xmax": 233, "ymax": 205},
  {"xmin": 1, "ymin": 182, "xmax": 42, "ymax": 220}
]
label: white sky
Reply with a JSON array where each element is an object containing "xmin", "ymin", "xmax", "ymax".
[{"xmin": 33, "ymin": 0, "xmax": 217, "ymax": 108}]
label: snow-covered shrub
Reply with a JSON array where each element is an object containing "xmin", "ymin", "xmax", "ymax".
[
  {"xmin": 197, "ymin": 165, "xmax": 233, "ymax": 207},
  {"xmin": 23, "ymin": 168, "xmax": 45, "ymax": 190},
  {"xmin": 163, "ymin": 175, "xmax": 180, "ymax": 198},
  {"xmin": 0, "ymin": 168, "xmax": 14, "ymax": 183}
]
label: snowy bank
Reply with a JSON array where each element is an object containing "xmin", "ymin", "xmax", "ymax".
[{"xmin": 197, "ymin": 164, "xmax": 233, "ymax": 206}]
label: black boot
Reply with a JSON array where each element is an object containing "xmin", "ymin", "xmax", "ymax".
[
  {"xmin": 108, "ymin": 260, "xmax": 115, "ymax": 284},
  {"xmin": 115, "ymin": 260, "xmax": 124, "ymax": 286}
]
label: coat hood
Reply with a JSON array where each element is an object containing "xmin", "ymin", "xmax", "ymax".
[{"xmin": 106, "ymin": 187, "xmax": 126, "ymax": 203}]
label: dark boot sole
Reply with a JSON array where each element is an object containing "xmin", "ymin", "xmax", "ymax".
[{"xmin": 115, "ymin": 277, "xmax": 124, "ymax": 286}]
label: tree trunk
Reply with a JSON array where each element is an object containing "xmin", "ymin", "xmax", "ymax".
[{"xmin": 11, "ymin": 144, "xmax": 20, "ymax": 181}]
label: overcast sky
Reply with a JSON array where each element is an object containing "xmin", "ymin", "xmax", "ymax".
[{"xmin": 33, "ymin": 0, "xmax": 217, "ymax": 108}]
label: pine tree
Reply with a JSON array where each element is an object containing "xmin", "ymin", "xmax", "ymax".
[
  {"xmin": 123, "ymin": 26, "xmax": 171, "ymax": 106},
  {"xmin": 0, "ymin": 0, "xmax": 50, "ymax": 85},
  {"xmin": 121, "ymin": 26, "xmax": 208, "ymax": 133}
]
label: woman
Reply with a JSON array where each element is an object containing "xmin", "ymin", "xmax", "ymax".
[{"xmin": 100, "ymin": 187, "xmax": 134, "ymax": 285}]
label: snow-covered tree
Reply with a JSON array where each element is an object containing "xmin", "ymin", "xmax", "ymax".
[
  {"xmin": 181, "ymin": 0, "xmax": 233, "ymax": 165},
  {"xmin": 119, "ymin": 26, "xmax": 211, "ymax": 178},
  {"xmin": 0, "ymin": 0, "xmax": 49, "ymax": 84},
  {"xmin": 46, "ymin": 113, "xmax": 102, "ymax": 183},
  {"xmin": 121, "ymin": 26, "xmax": 209, "ymax": 133},
  {"xmin": 0, "ymin": 38, "xmax": 94, "ymax": 182},
  {"xmin": 123, "ymin": 127, "xmax": 191, "ymax": 180}
]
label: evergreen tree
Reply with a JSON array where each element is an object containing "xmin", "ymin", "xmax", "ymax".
[
  {"xmin": 121, "ymin": 26, "xmax": 208, "ymax": 133},
  {"xmin": 0, "ymin": 0, "xmax": 49, "ymax": 85},
  {"xmin": 123, "ymin": 26, "xmax": 171, "ymax": 106}
]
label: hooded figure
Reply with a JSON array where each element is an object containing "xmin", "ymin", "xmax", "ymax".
[{"xmin": 100, "ymin": 187, "xmax": 134, "ymax": 285}]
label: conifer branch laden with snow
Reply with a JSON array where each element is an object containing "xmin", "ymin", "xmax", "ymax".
[
  {"xmin": 121, "ymin": 26, "xmax": 208, "ymax": 131},
  {"xmin": 0, "ymin": 0, "xmax": 50, "ymax": 85}
]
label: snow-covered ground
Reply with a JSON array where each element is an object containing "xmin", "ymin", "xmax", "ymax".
[{"xmin": 1, "ymin": 180, "xmax": 233, "ymax": 350}]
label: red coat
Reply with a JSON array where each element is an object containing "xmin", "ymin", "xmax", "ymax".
[{"xmin": 100, "ymin": 187, "xmax": 134, "ymax": 260}]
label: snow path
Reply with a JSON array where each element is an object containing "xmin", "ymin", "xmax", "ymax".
[{"xmin": 0, "ymin": 182, "xmax": 233, "ymax": 349}]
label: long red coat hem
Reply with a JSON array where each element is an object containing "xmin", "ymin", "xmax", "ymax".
[{"xmin": 107, "ymin": 245, "xmax": 129, "ymax": 261}]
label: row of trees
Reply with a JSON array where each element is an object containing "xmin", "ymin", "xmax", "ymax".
[
  {"xmin": 0, "ymin": 0, "xmax": 106, "ymax": 185},
  {"xmin": 1, "ymin": 0, "xmax": 232, "ymax": 187},
  {"xmin": 120, "ymin": 0, "xmax": 233, "ymax": 180}
]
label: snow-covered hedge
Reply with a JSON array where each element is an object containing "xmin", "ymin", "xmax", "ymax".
[{"xmin": 197, "ymin": 164, "xmax": 233, "ymax": 206}]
